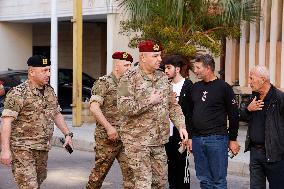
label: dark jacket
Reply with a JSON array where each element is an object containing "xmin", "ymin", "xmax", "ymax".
[
  {"xmin": 242, "ymin": 85, "xmax": 284, "ymax": 162},
  {"xmin": 172, "ymin": 79, "xmax": 193, "ymax": 141}
]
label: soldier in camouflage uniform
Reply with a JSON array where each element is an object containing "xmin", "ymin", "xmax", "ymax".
[
  {"xmin": 117, "ymin": 40, "xmax": 189, "ymax": 189},
  {"xmin": 0, "ymin": 80, "xmax": 5, "ymax": 148},
  {"xmin": 0, "ymin": 55, "xmax": 73, "ymax": 189},
  {"xmin": 86, "ymin": 52, "xmax": 134, "ymax": 189}
]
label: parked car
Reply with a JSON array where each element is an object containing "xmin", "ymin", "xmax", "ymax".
[{"xmin": 0, "ymin": 68, "xmax": 96, "ymax": 114}]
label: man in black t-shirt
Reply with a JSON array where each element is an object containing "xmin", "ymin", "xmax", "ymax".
[{"xmin": 187, "ymin": 54, "xmax": 240, "ymax": 189}]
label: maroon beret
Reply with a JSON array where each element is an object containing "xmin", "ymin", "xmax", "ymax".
[
  {"xmin": 138, "ymin": 40, "xmax": 163, "ymax": 52},
  {"xmin": 112, "ymin": 52, "xmax": 133, "ymax": 63}
]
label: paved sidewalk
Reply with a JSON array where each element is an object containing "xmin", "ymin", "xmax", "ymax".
[{"xmin": 51, "ymin": 115, "xmax": 250, "ymax": 177}]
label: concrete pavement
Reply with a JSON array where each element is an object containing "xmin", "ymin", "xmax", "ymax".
[
  {"xmin": 0, "ymin": 147, "xmax": 253, "ymax": 189},
  {"xmin": 52, "ymin": 115, "xmax": 250, "ymax": 177}
]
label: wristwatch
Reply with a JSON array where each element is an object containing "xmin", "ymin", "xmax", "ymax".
[{"xmin": 65, "ymin": 132, "xmax": 74, "ymax": 138}]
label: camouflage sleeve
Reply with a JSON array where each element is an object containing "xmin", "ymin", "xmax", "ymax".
[
  {"xmin": 168, "ymin": 84, "xmax": 186, "ymax": 130},
  {"xmin": 89, "ymin": 79, "xmax": 106, "ymax": 106},
  {"xmin": 1, "ymin": 88, "xmax": 24, "ymax": 119},
  {"xmin": 117, "ymin": 75, "xmax": 154, "ymax": 116},
  {"xmin": 50, "ymin": 88, "xmax": 62, "ymax": 117}
]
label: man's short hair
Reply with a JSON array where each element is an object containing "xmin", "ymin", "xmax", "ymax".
[
  {"xmin": 162, "ymin": 55, "xmax": 185, "ymax": 68},
  {"xmin": 195, "ymin": 54, "xmax": 215, "ymax": 71}
]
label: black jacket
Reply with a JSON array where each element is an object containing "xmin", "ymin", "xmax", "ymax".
[
  {"xmin": 171, "ymin": 79, "xmax": 193, "ymax": 141},
  {"xmin": 242, "ymin": 85, "xmax": 284, "ymax": 162}
]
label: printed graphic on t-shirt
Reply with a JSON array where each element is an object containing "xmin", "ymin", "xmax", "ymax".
[
  {"xmin": 232, "ymin": 99, "xmax": 237, "ymax": 105},
  {"xmin": 202, "ymin": 91, "xmax": 208, "ymax": 102}
]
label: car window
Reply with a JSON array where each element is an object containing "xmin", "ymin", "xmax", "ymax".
[
  {"xmin": 59, "ymin": 70, "xmax": 72, "ymax": 83},
  {"xmin": 11, "ymin": 73, "xmax": 28, "ymax": 83}
]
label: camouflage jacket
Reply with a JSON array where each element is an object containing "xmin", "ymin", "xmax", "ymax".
[
  {"xmin": 89, "ymin": 73, "xmax": 121, "ymax": 139},
  {"xmin": 1, "ymin": 80, "xmax": 61, "ymax": 150},
  {"xmin": 117, "ymin": 66, "xmax": 186, "ymax": 146}
]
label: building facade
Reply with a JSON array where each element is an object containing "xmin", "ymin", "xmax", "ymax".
[
  {"xmin": 225, "ymin": 0, "xmax": 284, "ymax": 92},
  {"xmin": 0, "ymin": 0, "xmax": 138, "ymax": 79}
]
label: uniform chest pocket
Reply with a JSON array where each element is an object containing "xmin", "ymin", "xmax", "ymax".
[
  {"xmin": 23, "ymin": 97, "xmax": 44, "ymax": 114},
  {"xmin": 104, "ymin": 89, "xmax": 117, "ymax": 106}
]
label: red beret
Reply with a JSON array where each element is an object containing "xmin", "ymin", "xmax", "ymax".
[
  {"xmin": 138, "ymin": 40, "xmax": 163, "ymax": 52},
  {"xmin": 112, "ymin": 52, "xmax": 133, "ymax": 63}
]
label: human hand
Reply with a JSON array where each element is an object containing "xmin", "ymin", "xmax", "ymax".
[
  {"xmin": 247, "ymin": 97, "xmax": 264, "ymax": 112},
  {"xmin": 185, "ymin": 139, "xmax": 192, "ymax": 152},
  {"xmin": 106, "ymin": 126, "xmax": 119, "ymax": 141},
  {"xmin": 229, "ymin": 140, "xmax": 240, "ymax": 156},
  {"xmin": 63, "ymin": 136, "xmax": 73, "ymax": 149},
  {"xmin": 179, "ymin": 127, "xmax": 188, "ymax": 143},
  {"xmin": 149, "ymin": 89, "xmax": 162, "ymax": 105},
  {"xmin": 0, "ymin": 149, "xmax": 12, "ymax": 166}
]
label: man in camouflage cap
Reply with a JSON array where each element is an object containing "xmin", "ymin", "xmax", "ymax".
[
  {"xmin": 0, "ymin": 55, "xmax": 73, "ymax": 189},
  {"xmin": 86, "ymin": 52, "xmax": 134, "ymax": 189},
  {"xmin": 117, "ymin": 40, "xmax": 189, "ymax": 189}
]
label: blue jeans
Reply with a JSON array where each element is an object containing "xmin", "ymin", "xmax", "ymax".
[{"xmin": 192, "ymin": 135, "xmax": 228, "ymax": 189}]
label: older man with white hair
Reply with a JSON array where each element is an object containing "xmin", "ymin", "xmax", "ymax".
[{"xmin": 243, "ymin": 65, "xmax": 284, "ymax": 189}]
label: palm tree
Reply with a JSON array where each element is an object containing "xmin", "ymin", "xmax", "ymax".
[{"xmin": 117, "ymin": 0, "xmax": 261, "ymax": 79}]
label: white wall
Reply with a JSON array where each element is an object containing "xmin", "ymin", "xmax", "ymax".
[
  {"xmin": 33, "ymin": 22, "xmax": 106, "ymax": 79},
  {"xmin": 106, "ymin": 13, "xmax": 140, "ymax": 74},
  {"xmin": 0, "ymin": 0, "xmax": 116, "ymax": 21},
  {"xmin": 0, "ymin": 22, "xmax": 32, "ymax": 71}
]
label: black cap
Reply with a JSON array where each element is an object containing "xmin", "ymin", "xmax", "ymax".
[{"xmin": 27, "ymin": 55, "xmax": 51, "ymax": 67}]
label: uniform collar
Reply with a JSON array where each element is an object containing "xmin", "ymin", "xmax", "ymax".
[
  {"xmin": 137, "ymin": 65, "xmax": 163, "ymax": 82},
  {"xmin": 26, "ymin": 80, "xmax": 47, "ymax": 97},
  {"xmin": 110, "ymin": 72, "xmax": 119, "ymax": 86}
]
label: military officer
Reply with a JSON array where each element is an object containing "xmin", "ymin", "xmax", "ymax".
[
  {"xmin": 0, "ymin": 55, "xmax": 73, "ymax": 189},
  {"xmin": 86, "ymin": 52, "xmax": 134, "ymax": 189},
  {"xmin": 0, "ymin": 80, "xmax": 5, "ymax": 148},
  {"xmin": 117, "ymin": 40, "xmax": 188, "ymax": 189}
]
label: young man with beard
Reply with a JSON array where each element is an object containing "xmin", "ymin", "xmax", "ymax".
[{"xmin": 163, "ymin": 54, "xmax": 193, "ymax": 189}]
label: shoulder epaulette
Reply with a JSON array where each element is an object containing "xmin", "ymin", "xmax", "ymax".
[
  {"xmin": 6, "ymin": 82, "xmax": 27, "ymax": 96},
  {"xmin": 98, "ymin": 74, "xmax": 110, "ymax": 82}
]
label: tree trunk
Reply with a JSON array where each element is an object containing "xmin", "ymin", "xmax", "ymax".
[{"xmin": 219, "ymin": 36, "xmax": 226, "ymax": 80}]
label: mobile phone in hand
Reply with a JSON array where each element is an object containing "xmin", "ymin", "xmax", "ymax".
[{"xmin": 59, "ymin": 138, "xmax": 73, "ymax": 154}]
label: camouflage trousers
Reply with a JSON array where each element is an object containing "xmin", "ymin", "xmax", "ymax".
[
  {"xmin": 11, "ymin": 148, "xmax": 48, "ymax": 189},
  {"xmin": 124, "ymin": 144, "xmax": 168, "ymax": 189},
  {"xmin": 86, "ymin": 137, "xmax": 134, "ymax": 189}
]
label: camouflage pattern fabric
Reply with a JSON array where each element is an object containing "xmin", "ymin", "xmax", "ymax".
[
  {"xmin": 1, "ymin": 80, "xmax": 61, "ymax": 188},
  {"xmin": 117, "ymin": 66, "xmax": 186, "ymax": 188},
  {"xmin": 87, "ymin": 73, "xmax": 134, "ymax": 188},
  {"xmin": 1, "ymin": 80, "xmax": 61, "ymax": 151},
  {"xmin": 89, "ymin": 73, "xmax": 122, "ymax": 139},
  {"xmin": 117, "ymin": 66, "xmax": 186, "ymax": 146},
  {"xmin": 11, "ymin": 148, "xmax": 48, "ymax": 189},
  {"xmin": 124, "ymin": 144, "xmax": 167, "ymax": 189},
  {"xmin": 86, "ymin": 137, "xmax": 133, "ymax": 189}
]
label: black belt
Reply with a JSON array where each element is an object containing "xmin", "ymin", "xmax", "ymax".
[{"xmin": 251, "ymin": 143, "xmax": 265, "ymax": 150}]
